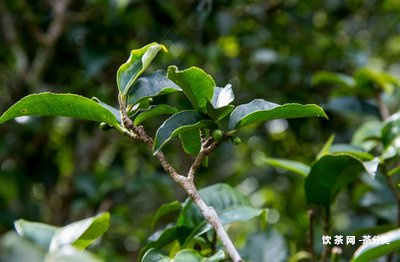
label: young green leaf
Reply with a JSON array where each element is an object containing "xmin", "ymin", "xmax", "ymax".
[
  {"xmin": 262, "ymin": 157, "xmax": 310, "ymax": 177},
  {"xmin": 127, "ymin": 70, "xmax": 181, "ymax": 107},
  {"xmin": 179, "ymin": 129, "xmax": 201, "ymax": 156},
  {"xmin": 304, "ymin": 154, "xmax": 373, "ymax": 213},
  {"xmin": 312, "ymin": 71, "xmax": 356, "ymax": 88},
  {"xmin": 167, "ymin": 66, "xmax": 215, "ymax": 112},
  {"xmin": 316, "ymin": 135, "xmax": 335, "ymax": 160},
  {"xmin": 354, "ymin": 67, "xmax": 400, "ymax": 95},
  {"xmin": 49, "ymin": 212, "xmax": 110, "ymax": 251},
  {"xmin": 134, "ymin": 104, "xmax": 178, "ymax": 126},
  {"xmin": 329, "ymin": 144, "xmax": 374, "ymax": 160},
  {"xmin": 139, "ymin": 227, "xmax": 179, "ymax": 260},
  {"xmin": 14, "ymin": 220, "xmax": 59, "ymax": 250},
  {"xmin": 117, "ymin": 42, "xmax": 167, "ymax": 94},
  {"xmin": 206, "ymin": 85, "xmax": 235, "ymax": 120},
  {"xmin": 153, "ymin": 111, "xmax": 217, "ymax": 153},
  {"xmin": 0, "ymin": 93, "xmax": 120, "ymax": 127},
  {"xmin": 228, "ymin": 99, "xmax": 327, "ymax": 130},
  {"xmin": 351, "ymin": 228, "xmax": 400, "ymax": 262},
  {"xmin": 151, "ymin": 200, "xmax": 182, "ymax": 229}
]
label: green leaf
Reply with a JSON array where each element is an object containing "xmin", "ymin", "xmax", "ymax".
[
  {"xmin": 49, "ymin": 212, "xmax": 110, "ymax": 251},
  {"xmin": 304, "ymin": 154, "xmax": 373, "ymax": 212},
  {"xmin": 45, "ymin": 246, "xmax": 101, "ymax": 262},
  {"xmin": 262, "ymin": 157, "xmax": 310, "ymax": 177},
  {"xmin": 351, "ymin": 228, "xmax": 400, "ymax": 262},
  {"xmin": 91, "ymin": 97, "xmax": 121, "ymax": 123},
  {"xmin": 167, "ymin": 66, "xmax": 215, "ymax": 111},
  {"xmin": 177, "ymin": 183, "xmax": 251, "ymax": 229},
  {"xmin": 127, "ymin": 70, "xmax": 181, "ymax": 106},
  {"xmin": 329, "ymin": 144, "xmax": 375, "ymax": 160},
  {"xmin": 134, "ymin": 105, "xmax": 178, "ymax": 126},
  {"xmin": 14, "ymin": 220, "xmax": 58, "ymax": 250},
  {"xmin": 151, "ymin": 200, "xmax": 182, "ymax": 229},
  {"xmin": 206, "ymin": 103, "xmax": 234, "ymax": 121},
  {"xmin": 210, "ymin": 84, "xmax": 235, "ymax": 108},
  {"xmin": 201, "ymin": 250, "xmax": 225, "ymax": 262},
  {"xmin": 141, "ymin": 248, "xmax": 171, "ymax": 262},
  {"xmin": 0, "ymin": 232, "xmax": 46, "ymax": 262},
  {"xmin": 312, "ymin": 71, "xmax": 356, "ymax": 88},
  {"xmin": 0, "ymin": 93, "xmax": 120, "ymax": 127},
  {"xmin": 173, "ymin": 249, "xmax": 203, "ymax": 262},
  {"xmin": 316, "ymin": 135, "xmax": 335, "ymax": 160},
  {"xmin": 354, "ymin": 67, "xmax": 400, "ymax": 95},
  {"xmin": 139, "ymin": 227, "xmax": 179, "ymax": 260},
  {"xmin": 228, "ymin": 99, "xmax": 327, "ymax": 130},
  {"xmin": 381, "ymin": 112, "xmax": 400, "ymax": 147},
  {"xmin": 351, "ymin": 120, "xmax": 383, "ymax": 151},
  {"xmin": 179, "ymin": 129, "xmax": 201, "ymax": 156},
  {"xmin": 153, "ymin": 111, "xmax": 217, "ymax": 153},
  {"xmin": 117, "ymin": 42, "xmax": 167, "ymax": 94},
  {"xmin": 191, "ymin": 206, "xmax": 267, "ymax": 238}
]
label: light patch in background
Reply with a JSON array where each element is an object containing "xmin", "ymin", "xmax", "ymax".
[
  {"xmin": 267, "ymin": 208, "xmax": 280, "ymax": 224},
  {"xmin": 14, "ymin": 116, "xmax": 31, "ymax": 124},
  {"xmin": 237, "ymin": 177, "xmax": 259, "ymax": 195},
  {"xmin": 265, "ymin": 119, "xmax": 288, "ymax": 134}
]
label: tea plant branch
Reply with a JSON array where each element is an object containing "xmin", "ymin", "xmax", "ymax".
[
  {"xmin": 118, "ymin": 97, "xmax": 243, "ymax": 261},
  {"xmin": 321, "ymin": 211, "xmax": 331, "ymax": 262},
  {"xmin": 307, "ymin": 209, "xmax": 315, "ymax": 262}
]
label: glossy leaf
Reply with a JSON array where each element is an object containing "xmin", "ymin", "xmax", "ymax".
[
  {"xmin": 305, "ymin": 154, "xmax": 374, "ymax": 212},
  {"xmin": 262, "ymin": 157, "xmax": 310, "ymax": 177},
  {"xmin": 381, "ymin": 112, "xmax": 400, "ymax": 147},
  {"xmin": 151, "ymin": 200, "xmax": 181, "ymax": 229},
  {"xmin": 117, "ymin": 42, "xmax": 167, "ymax": 94},
  {"xmin": 229, "ymin": 99, "xmax": 327, "ymax": 130},
  {"xmin": 177, "ymin": 183, "xmax": 251, "ymax": 229},
  {"xmin": 206, "ymin": 85, "xmax": 235, "ymax": 120},
  {"xmin": 128, "ymin": 70, "xmax": 181, "ymax": 106},
  {"xmin": 14, "ymin": 220, "xmax": 58, "ymax": 250},
  {"xmin": 49, "ymin": 212, "xmax": 110, "ymax": 251},
  {"xmin": 141, "ymin": 248, "xmax": 170, "ymax": 262},
  {"xmin": 167, "ymin": 66, "xmax": 215, "ymax": 111},
  {"xmin": 179, "ymin": 129, "xmax": 201, "ymax": 156},
  {"xmin": 312, "ymin": 71, "xmax": 356, "ymax": 88},
  {"xmin": 153, "ymin": 111, "xmax": 217, "ymax": 153},
  {"xmin": 0, "ymin": 93, "xmax": 120, "ymax": 127},
  {"xmin": 134, "ymin": 104, "xmax": 178, "ymax": 126},
  {"xmin": 329, "ymin": 144, "xmax": 374, "ymax": 160},
  {"xmin": 0, "ymin": 232, "xmax": 46, "ymax": 262},
  {"xmin": 351, "ymin": 120, "xmax": 383, "ymax": 151},
  {"xmin": 139, "ymin": 226, "xmax": 179, "ymax": 260},
  {"xmin": 352, "ymin": 228, "xmax": 400, "ymax": 262}
]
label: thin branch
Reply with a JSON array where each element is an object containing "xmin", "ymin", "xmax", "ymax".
[
  {"xmin": 321, "ymin": 211, "xmax": 331, "ymax": 262},
  {"xmin": 307, "ymin": 209, "xmax": 315, "ymax": 262},
  {"xmin": 118, "ymin": 103, "xmax": 243, "ymax": 261}
]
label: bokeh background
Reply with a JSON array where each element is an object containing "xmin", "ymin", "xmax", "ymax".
[{"xmin": 1, "ymin": 0, "xmax": 400, "ymax": 261}]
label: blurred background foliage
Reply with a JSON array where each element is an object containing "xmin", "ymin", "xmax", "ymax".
[{"xmin": 1, "ymin": 0, "xmax": 400, "ymax": 261}]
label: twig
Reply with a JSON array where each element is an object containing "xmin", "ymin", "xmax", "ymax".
[
  {"xmin": 307, "ymin": 209, "xmax": 315, "ymax": 262},
  {"xmin": 118, "ymin": 101, "xmax": 243, "ymax": 261},
  {"xmin": 321, "ymin": 210, "xmax": 331, "ymax": 262}
]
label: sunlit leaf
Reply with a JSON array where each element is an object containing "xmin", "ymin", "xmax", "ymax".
[
  {"xmin": 262, "ymin": 157, "xmax": 310, "ymax": 177},
  {"xmin": 49, "ymin": 212, "xmax": 110, "ymax": 251},
  {"xmin": 14, "ymin": 220, "xmax": 58, "ymax": 250},
  {"xmin": 167, "ymin": 66, "xmax": 215, "ymax": 112},
  {"xmin": 153, "ymin": 111, "xmax": 217, "ymax": 153},
  {"xmin": 0, "ymin": 93, "xmax": 120, "ymax": 127},
  {"xmin": 329, "ymin": 144, "xmax": 374, "ymax": 160},
  {"xmin": 117, "ymin": 42, "xmax": 167, "ymax": 94},
  {"xmin": 352, "ymin": 228, "xmax": 400, "ymax": 262},
  {"xmin": 229, "ymin": 99, "xmax": 327, "ymax": 130},
  {"xmin": 312, "ymin": 71, "xmax": 356, "ymax": 88}
]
